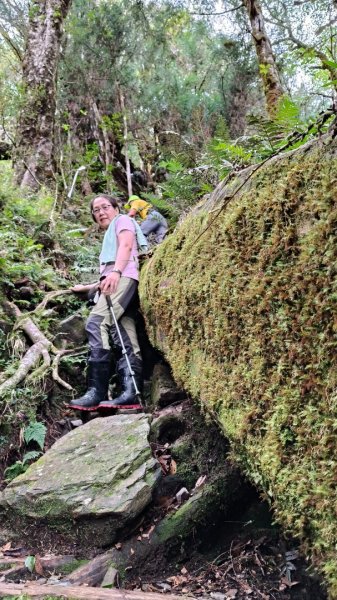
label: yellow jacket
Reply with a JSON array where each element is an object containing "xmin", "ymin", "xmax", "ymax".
[{"xmin": 128, "ymin": 198, "xmax": 152, "ymax": 220}]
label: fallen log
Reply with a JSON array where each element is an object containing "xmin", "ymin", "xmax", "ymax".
[
  {"xmin": 0, "ymin": 554, "xmax": 77, "ymax": 582},
  {"xmin": 0, "ymin": 582, "xmax": 193, "ymax": 599}
]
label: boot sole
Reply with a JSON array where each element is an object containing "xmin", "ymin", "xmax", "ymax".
[
  {"xmin": 66, "ymin": 404, "xmax": 99, "ymax": 412},
  {"xmin": 98, "ymin": 403, "xmax": 142, "ymax": 411}
]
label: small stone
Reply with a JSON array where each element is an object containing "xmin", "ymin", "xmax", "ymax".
[
  {"xmin": 157, "ymin": 582, "xmax": 172, "ymax": 592},
  {"xmin": 176, "ymin": 487, "xmax": 190, "ymax": 504},
  {"xmin": 226, "ymin": 591, "xmax": 238, "ymax": 599},
  {"xmin": 70, "ymin": 419, "xmax": 83, "ymax": 428},
  {"xmin": 210, "ymin": 593, "xmax": 226, "ymax": 600}
]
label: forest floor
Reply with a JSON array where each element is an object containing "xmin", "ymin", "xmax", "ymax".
[
  {"xmin": 0, "ymin": 495, "xmax": 327, "ymax": 600},
  {"xmin": 123, "ymin": 497, "xmax": 327, "ymax": 600},
  {"xmin": 0, "ymin": 397, "xmax": 328, "ymax": 600}
]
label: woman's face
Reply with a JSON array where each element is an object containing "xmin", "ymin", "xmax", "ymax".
[{"xmin": 92, "ymin": 197, "xmax": 118, "ymax": 229}]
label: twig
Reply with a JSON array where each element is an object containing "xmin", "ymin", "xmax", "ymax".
[{"xmin": 190, "ymin": 4, "xmax": 244, "ymax": 15}]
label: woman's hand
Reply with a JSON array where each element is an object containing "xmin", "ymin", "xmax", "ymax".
[
  {"xmin": 100, "ymin": 272, "xmax": 121, "ymax": 295},
  {"xmin": 71, "ymin": 283, "xmax": 98, "ymax": 293}
]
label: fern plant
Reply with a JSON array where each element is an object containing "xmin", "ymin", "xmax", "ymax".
[
  {"xmin": 4, "ymin": 421, "xmax": 46, "ymax": 482},
  {"xmin": 24, "ymin": 421, "xmax": 47, "ymax": 450},
  {"xmin": 4, "ymin": 450, "xmax": 42, "ymax": 481}
]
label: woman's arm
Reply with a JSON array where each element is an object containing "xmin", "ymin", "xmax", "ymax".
[{"xmin": 71, "ymin": 282, "xmax": 99, "ymax": 293}]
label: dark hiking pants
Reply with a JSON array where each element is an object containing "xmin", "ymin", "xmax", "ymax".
[
  {"xmin": 140, "ymin": 210, "xmax": 168, "ymax": 244},
  {"xmin": 85, "ymin": 277, "xmax": 141, "ymax": 369}
]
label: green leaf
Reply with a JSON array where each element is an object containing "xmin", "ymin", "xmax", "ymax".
[
  {"xmin": 22, "ymin": 450, "xmax": 42, "ymax": 465},
  {"xmin": 25, "ymin": 555, "xmax": 36, "ymax": 573},
  {"xmin": 4, "ymin": 461, "xmax": 25, "ymax": 481},
  {"xmin": 24, "ymin": 421, "xmax": 47, "ymax": 450},
  {"xmin": 322, "ymin": 59, "xmax": 337, "ymax": 70}
]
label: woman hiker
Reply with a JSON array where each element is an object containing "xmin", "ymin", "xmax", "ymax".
[
  {"xmin": 125, "ymin": 195, "xmax": 168, "ymax": 245},
  {"xmin": 69, "ymin": 194, "xmax": 147, "ymax": 412}
]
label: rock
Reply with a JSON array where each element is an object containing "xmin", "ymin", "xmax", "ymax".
[
  {"xmin": 101, "ymin": 566, "xmax": 118, "ymax": 587},
  {"xmin": 176, "ymin": 487, "xmax": 189, "ymax": 504},
  {"xmin": 152, "ymin": 474, "xmax": 187, "ymax": 506},
  {"xmin": 17, "ymin": 286, "xmax": 35, "ymax": 300},
  {"xmin": 0, "ymin": 415, "xmax": 160, "ymax": 549},
  {"xmin": 157, "ymin": 582, "xmax": 172, "ymax": 592},
  {"xmin": 150, "ymin": 412, "xmax": 186, "ymax": 443},
  {"xmin": 150, "ymin": 364, "xmax": 186, "ymax": 408},
  {"xmin": 210, "ymin": 593, "xmax": 227, "ymax": 600},
  {"xmin": 70, "ymin": 419, "xmax": 83, "ymax": 428},
  {"xmin": 53, "ymin": 314, "xmax": 86, "ymax": 348}
]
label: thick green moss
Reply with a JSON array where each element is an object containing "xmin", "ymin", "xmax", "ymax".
[{"xmin": 140, "ymin": 137, "xmax": 337, "ymax": 596}]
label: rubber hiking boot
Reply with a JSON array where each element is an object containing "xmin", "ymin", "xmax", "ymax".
[
  {"xmin": 99, "ymin": 362, "xmax": 143, "ymax": 410},
  {"xmin": 68, "ymin": 349, "xmax": 111, "ymax": 411}
]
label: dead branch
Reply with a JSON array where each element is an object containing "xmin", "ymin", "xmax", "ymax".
[{"xmin": 34, "ymin": 289, "xmax": 73, "ymax": 313}]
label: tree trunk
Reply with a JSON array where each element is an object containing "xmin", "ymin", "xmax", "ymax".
[
  {"xmin": 14, "ymin": 0, "xmax": 72, "ymax": 188},
  {"xmin": 243, "ymin": 0, "xmax": 285, "ymax": 117},
  {"xmin": 118, "ymin": 88, "xmax": 133, "ymax": 197}
]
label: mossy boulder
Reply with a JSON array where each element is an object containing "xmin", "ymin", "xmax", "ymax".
[
  {"xmin": 0, "ymin": 414, "xmax": 159, "ymax": 548},
  {"xmin": 139, "ymin": 135, "xmax": 337, "ymax": 595}
]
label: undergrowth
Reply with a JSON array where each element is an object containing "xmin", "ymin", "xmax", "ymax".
[{"xmin": 0, "ymin": 161, "xmax": 100, "ymax": 476}]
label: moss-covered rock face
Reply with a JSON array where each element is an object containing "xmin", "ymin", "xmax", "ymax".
[{"xmin": 139, "ymin": 136, "xmax": 337, "ymax": 595}]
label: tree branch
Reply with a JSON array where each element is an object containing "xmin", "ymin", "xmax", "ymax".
[{"xmin": 190, "ymin": 4, "xmax": 244, "ymax": 16}]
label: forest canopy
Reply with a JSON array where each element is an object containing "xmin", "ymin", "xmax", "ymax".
[{"xmin": 0, "ymin": 0, "xmax": 336, "ymax": 195}]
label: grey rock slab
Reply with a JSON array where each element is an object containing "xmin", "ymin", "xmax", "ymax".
[
  {"xmin": 53, "ymin": 313, "xmax": 86, "ymax": 348},
  {"xmin": 101, "ymin": 566, "xmax": 118, "ymax": 587},
  {"xmin": 0, "ymin": 414, "xmax": 159, "ymax": 547}
]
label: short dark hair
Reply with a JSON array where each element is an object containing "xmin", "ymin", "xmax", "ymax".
[{"xmin": 90, "ymin": 194, "xmax": 119, "ymax": 221}]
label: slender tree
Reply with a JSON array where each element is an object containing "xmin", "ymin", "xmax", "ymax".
[
  {"xmin": 15, "ymin": 0, "xmax": 72, "ymax": 188},
  {"xmin": 243, "ymin": 0, "xmax": 285, "ymax": 116}
]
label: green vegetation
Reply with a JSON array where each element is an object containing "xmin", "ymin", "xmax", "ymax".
[
  {"xmin": 0, "ymin": 0, "xmax": 336, "ymax": 595},
  {"xmin": 140, "ymin": 134, "xmax": 337, "ymax": 594},
  {"xmin": 0, "ymin": 161, "xmax": 98, "ymax": 477}
]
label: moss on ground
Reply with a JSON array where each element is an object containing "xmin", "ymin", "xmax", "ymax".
[{"xmin": 140, "ymin": 136, "xmax": 337, "ymax": 596}]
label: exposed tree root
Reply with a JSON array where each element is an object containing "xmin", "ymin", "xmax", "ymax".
[{"xmin": 0, "ymin": 292, "xmax": 80, "ymax": 396}]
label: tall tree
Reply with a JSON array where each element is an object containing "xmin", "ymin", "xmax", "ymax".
[
  {"xmin": 242, "ymin": 0, "xmax": 285, "ymax": 116},
  {"xmin": 265, "ymin": 0, "xmax": 337, "ymax": 93},
  {"xmin": 15, "ymin": 0, "xmax": 72, "ymax": 188}
]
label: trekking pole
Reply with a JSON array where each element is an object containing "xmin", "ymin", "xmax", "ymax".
[{"xmin": 105, "ymin": 295, "xmax": 143, "ymax": 407}]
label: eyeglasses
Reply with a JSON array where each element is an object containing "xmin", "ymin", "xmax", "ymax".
[{"xmin": 92, "ymin": 204, "xmax": 114, "ymax": 215}]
